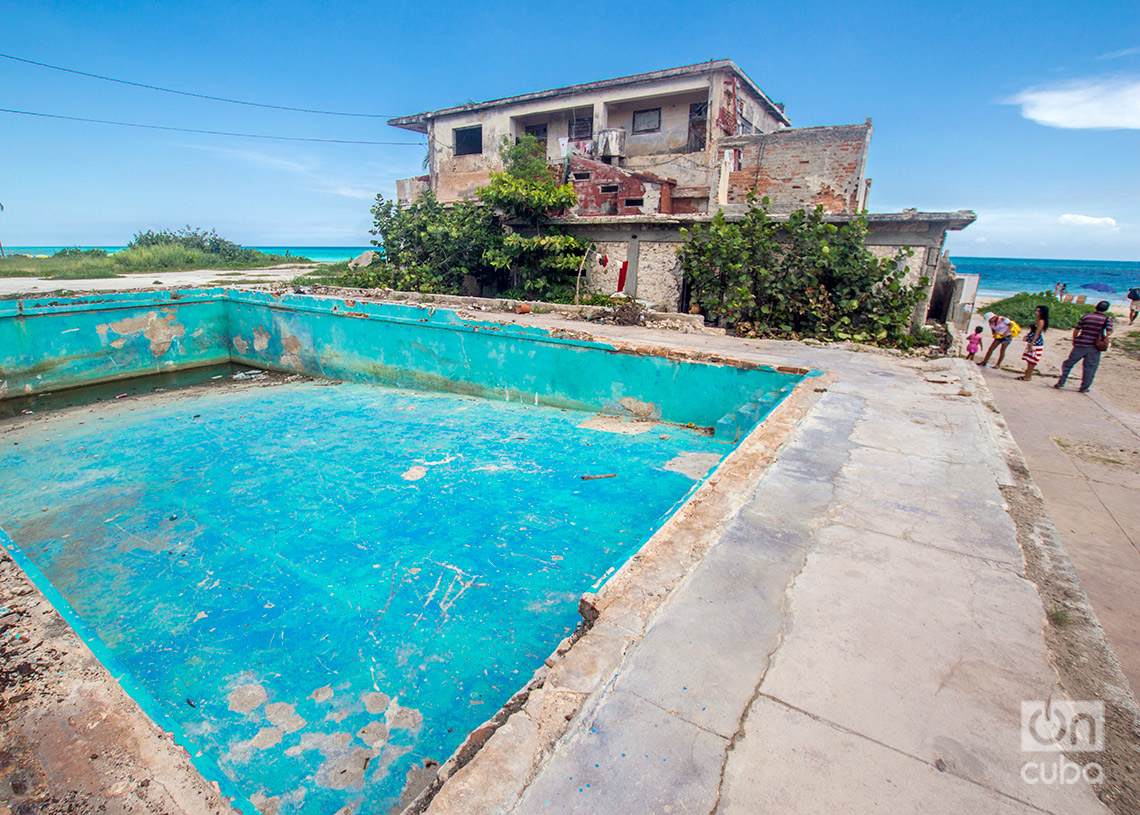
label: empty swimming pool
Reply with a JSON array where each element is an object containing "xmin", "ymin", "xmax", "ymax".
[{"xmin": 0, "ymin": 289, "xmax": 808, "ymax": 814}]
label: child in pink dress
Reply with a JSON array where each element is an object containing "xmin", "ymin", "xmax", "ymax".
[{"xmin": 965, "ymin": 326, "xmax": 983, "ymax": 360}]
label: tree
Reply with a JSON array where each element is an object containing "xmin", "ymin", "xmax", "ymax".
[{"xmin": 476, "ymin": 135, "xmax": 586, "ymax": 297}]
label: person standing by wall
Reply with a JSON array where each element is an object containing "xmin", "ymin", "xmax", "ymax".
[
  {"xmin": 1019, "ymin": 304, "xmax": 1049, "ymax": 381},
  {"xmin": 1055, "ymin": 300, "xmax": 1114, "ymax": 393}
]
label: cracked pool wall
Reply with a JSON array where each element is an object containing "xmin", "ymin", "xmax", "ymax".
[{"xmin": 1, "ymin": 289, "xmax": 802, "ymax": 433}]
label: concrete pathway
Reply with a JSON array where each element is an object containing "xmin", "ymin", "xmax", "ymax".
[
  {"xmin": 980, "ymin": 364, "xmax": 1140, "ymax": 700},
  {"xmin": 0, "ymin": 266, "xmax": 313, "ymax": 297},
  {"xmin": 425, "ymin": 319, "xmax": 1122, "ymax": 815}
]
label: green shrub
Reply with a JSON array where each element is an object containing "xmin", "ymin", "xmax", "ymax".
[
  {"xmin": 360, "ymin": 192, "xmax": 504, "ymax": 293},
  {"xmin": 679, "ymin": 195, "xmax": 924, "ymax": 347},
  {"xmin": 355, "ymin": 136, "xmax": 586, "ymax": 302},
  {"xmin": 53, "ymin": 247, "xmax": 110, "ymax": 259},
  {"xmin": 981, "ymin": 292, "xmax": 1094, "ymax": 331}
]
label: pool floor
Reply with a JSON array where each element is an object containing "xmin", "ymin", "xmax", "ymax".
[{"xmin": 0, "ymin": 380, "xmax": 729, "ymax": 814}]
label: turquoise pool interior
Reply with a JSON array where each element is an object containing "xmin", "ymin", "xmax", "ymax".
[{"xmin": 0, "ymin": 290, "xmax": 809, "ymax": 814}]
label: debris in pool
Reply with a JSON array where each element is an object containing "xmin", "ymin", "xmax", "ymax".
[
  {"xmin": 402, "ymin": 466, "xmax": 428, "ymax": 481},
  {"xmin": 581, "ymin": 474, "xmax": 618, "ymax": 481},
  {"xmin": 116, "ymin": 394, "xmax": 128, "ymax": 399}
]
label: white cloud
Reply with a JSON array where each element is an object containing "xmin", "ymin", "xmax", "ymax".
[
  {"xmin": 1058, "ymin": 213, "xmax": 1119, "ymax": 231},
  {"xmin": 1008, "ymin": 77, "xmax": 1140, "ymax": 129},
  {"xmin": 308, "ymin": 184, "xmax": 378, "ymax": 200},
  {"xmin": 174, "ymin": 143, "xmax": 314, "ymax": 174},
  {"xmin": 1099, "ymin": 46, "xmax": 1140, "ymax": 60}
]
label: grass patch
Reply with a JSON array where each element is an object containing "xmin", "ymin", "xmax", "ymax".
[
  {"xmin": 1114, "ymin": 327, "xmax": 1140, "ymax": 360},
  {"xmin": 1048, "ymin": 608, "xmax": 1072, "ymax": 628},
  {"xmin": 0, "ymin": 229, "xmax": 313, "ymax": 280},
  {"xmin": 981, "ymin": 291, "xmax": 1094, "ymax": 331},
  {"xmin": 292, "ymin": 261, "xmax": 352, "ymax": 285}
]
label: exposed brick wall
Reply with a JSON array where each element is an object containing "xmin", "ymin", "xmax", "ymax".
[
  {"xmin": 569, "ymin": 156, "xmax": 673, "ymax": 217},
  {"xmin": 721, "ymin": 123, "xmax": 871, "ymax": 214}
]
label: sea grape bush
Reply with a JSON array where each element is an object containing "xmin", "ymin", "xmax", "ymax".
[
  {"xmin": 982, "ymin": 291, "xmax": 1094, "ymax": 330},
  {"xmin": 358, "ymin": 135, "xmax": 588, "ymax": 301},
  {"xmin": 128, "ymin": 227, "xmax": 267, "ymax": 264},
  {"xmin": 679, "ymin": 195, "xmax": 924, "ymax": 346},
  {"xmin": 356, "ymin": 192, "xmax": 505, "ymax": 293}
]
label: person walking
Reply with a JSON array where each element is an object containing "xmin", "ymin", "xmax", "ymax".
[
  {"xmin": 1128, "ymin": 286, "xmax": 1139, "ymax": 325},
  {"xmin": 1055, "ymin": 300, "xmax": 1114, "ymax": 393},
  {"xmin": 977, "ymin": 312, "xmax": 1019, "ymax": 369},
  {"xmin": 1019, "ymin": 304, "xmax": 1049, "ymax": 381}
]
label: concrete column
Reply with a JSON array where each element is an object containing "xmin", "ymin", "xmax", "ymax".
[{"xmin": 626, "ymin": 234, "xmax": 640, "ymax": 299}]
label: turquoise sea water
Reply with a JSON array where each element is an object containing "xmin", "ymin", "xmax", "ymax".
[
  {"xmin": 953, "ymin": 256, "xmax": 1140, "ymax": 301},
  {"xmin": 2, "ymin": 246, "xmax": 372, "ymax": 263}
]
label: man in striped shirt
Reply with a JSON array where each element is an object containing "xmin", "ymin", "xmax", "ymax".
[{"xmin": 1054, "ymin": 300, "xmax": 1114, "ymax": 393}]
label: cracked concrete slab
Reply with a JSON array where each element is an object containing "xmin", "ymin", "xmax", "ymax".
[
  {"xmin": 758, "ymin": 523, "xmax": 1095, "ymax": 813},
  {"xmin": 718, "ymin": 695, "xmax": 1100, "ymax": 814},
  {"xmin": 513, "ymin": 690, "xmax": 728, "ymax": 814}
]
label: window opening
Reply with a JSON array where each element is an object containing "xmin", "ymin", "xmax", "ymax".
[
  {"xmin": 569, "ymin": 112, "xmax": 594, "ymax": 140},
  {"xmin": 632, "ymin": 108, "xmax": 661, "ymax": 134},
  {"xmin": 687, "ymin": 101, "xmax": 708, "ymax": 153},
  {"xmin": 572, "ymin": 172, "xmax": 591, "ymax": 181},
  {"xmin": 524, "ymin": 123, "xmax": 548, "ymax": 148},
  {"xmin": 624, "ymin": 198, "xmax": 644, "ymax": 208},
  {"xmin": 600, "ymin": 184, "xmax": 619, "ymax": 194},
  {"xmin": 454, "ymin": 126, "xmax": 483, "ymax": 156}
]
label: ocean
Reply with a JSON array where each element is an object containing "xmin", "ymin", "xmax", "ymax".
[
  {"xmin": 1, "ymin": 246, "xmax": 373, "ymax": 264},
  {"xmin": 952, "ymin": 256, "xmax": 1140, "ymax": 302}
]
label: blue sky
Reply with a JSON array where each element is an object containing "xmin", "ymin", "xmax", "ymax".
[{"xmin": 2, "ymin": 0, "xmax": 1138, "ymax": 259}]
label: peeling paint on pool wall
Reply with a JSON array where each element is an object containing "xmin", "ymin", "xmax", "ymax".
[
  {"xmin": 0, "ymin": 290, "xmax": 809, "ymax": 814},
  {"xmin": 1, "ymin": 289, "xmax": 802, "ymax": 435},
  {"xmin": 0, "ymin": 290, "xmax": 230, "ymax": 397}
]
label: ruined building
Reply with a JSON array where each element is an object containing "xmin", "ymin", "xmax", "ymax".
[{"xmin": 389, "ymin": 60, "xmax": 974, "ymax": 319}]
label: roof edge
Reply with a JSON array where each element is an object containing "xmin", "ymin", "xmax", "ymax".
[{"xmin": 387, "ymin": 59, "xmax": 791, "ymax": 131}]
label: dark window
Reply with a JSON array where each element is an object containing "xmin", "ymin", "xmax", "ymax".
[
  {"xmin": 454, "ymin": 126, "xmax": 482, "ymax": 156},
  {"xmin": 569, "ymin": 115, "xmax": 593, "ymax": 140},
  {"xmin": 624, "ymin": 198, "xmax": 644, "ymax": 208},
  {"xmin": 572, "ymin": 172, "xmax": 591, "ymax": 180},
  {"xmin": 600, "ymin": 184, "xmax": 619, "ymax": 194},
  {"xmin": 687, "ymin": 101, "xmax": 708, "ymax": 153},
  {"xmin": 632, "ymin": 108, "xmax": 661, "ymax": 133},
  {"xmin": 524, "ymin": 123, "xmax": 548, "ymax": 147}
]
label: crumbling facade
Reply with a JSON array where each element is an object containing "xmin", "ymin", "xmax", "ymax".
[
  {"xmin": 389, "ymin": 60, "xmax": 790, "ymax": 211},
  {"xmin": 388, "ymin": 61, "xmax": 974, "ymax": 318}
]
